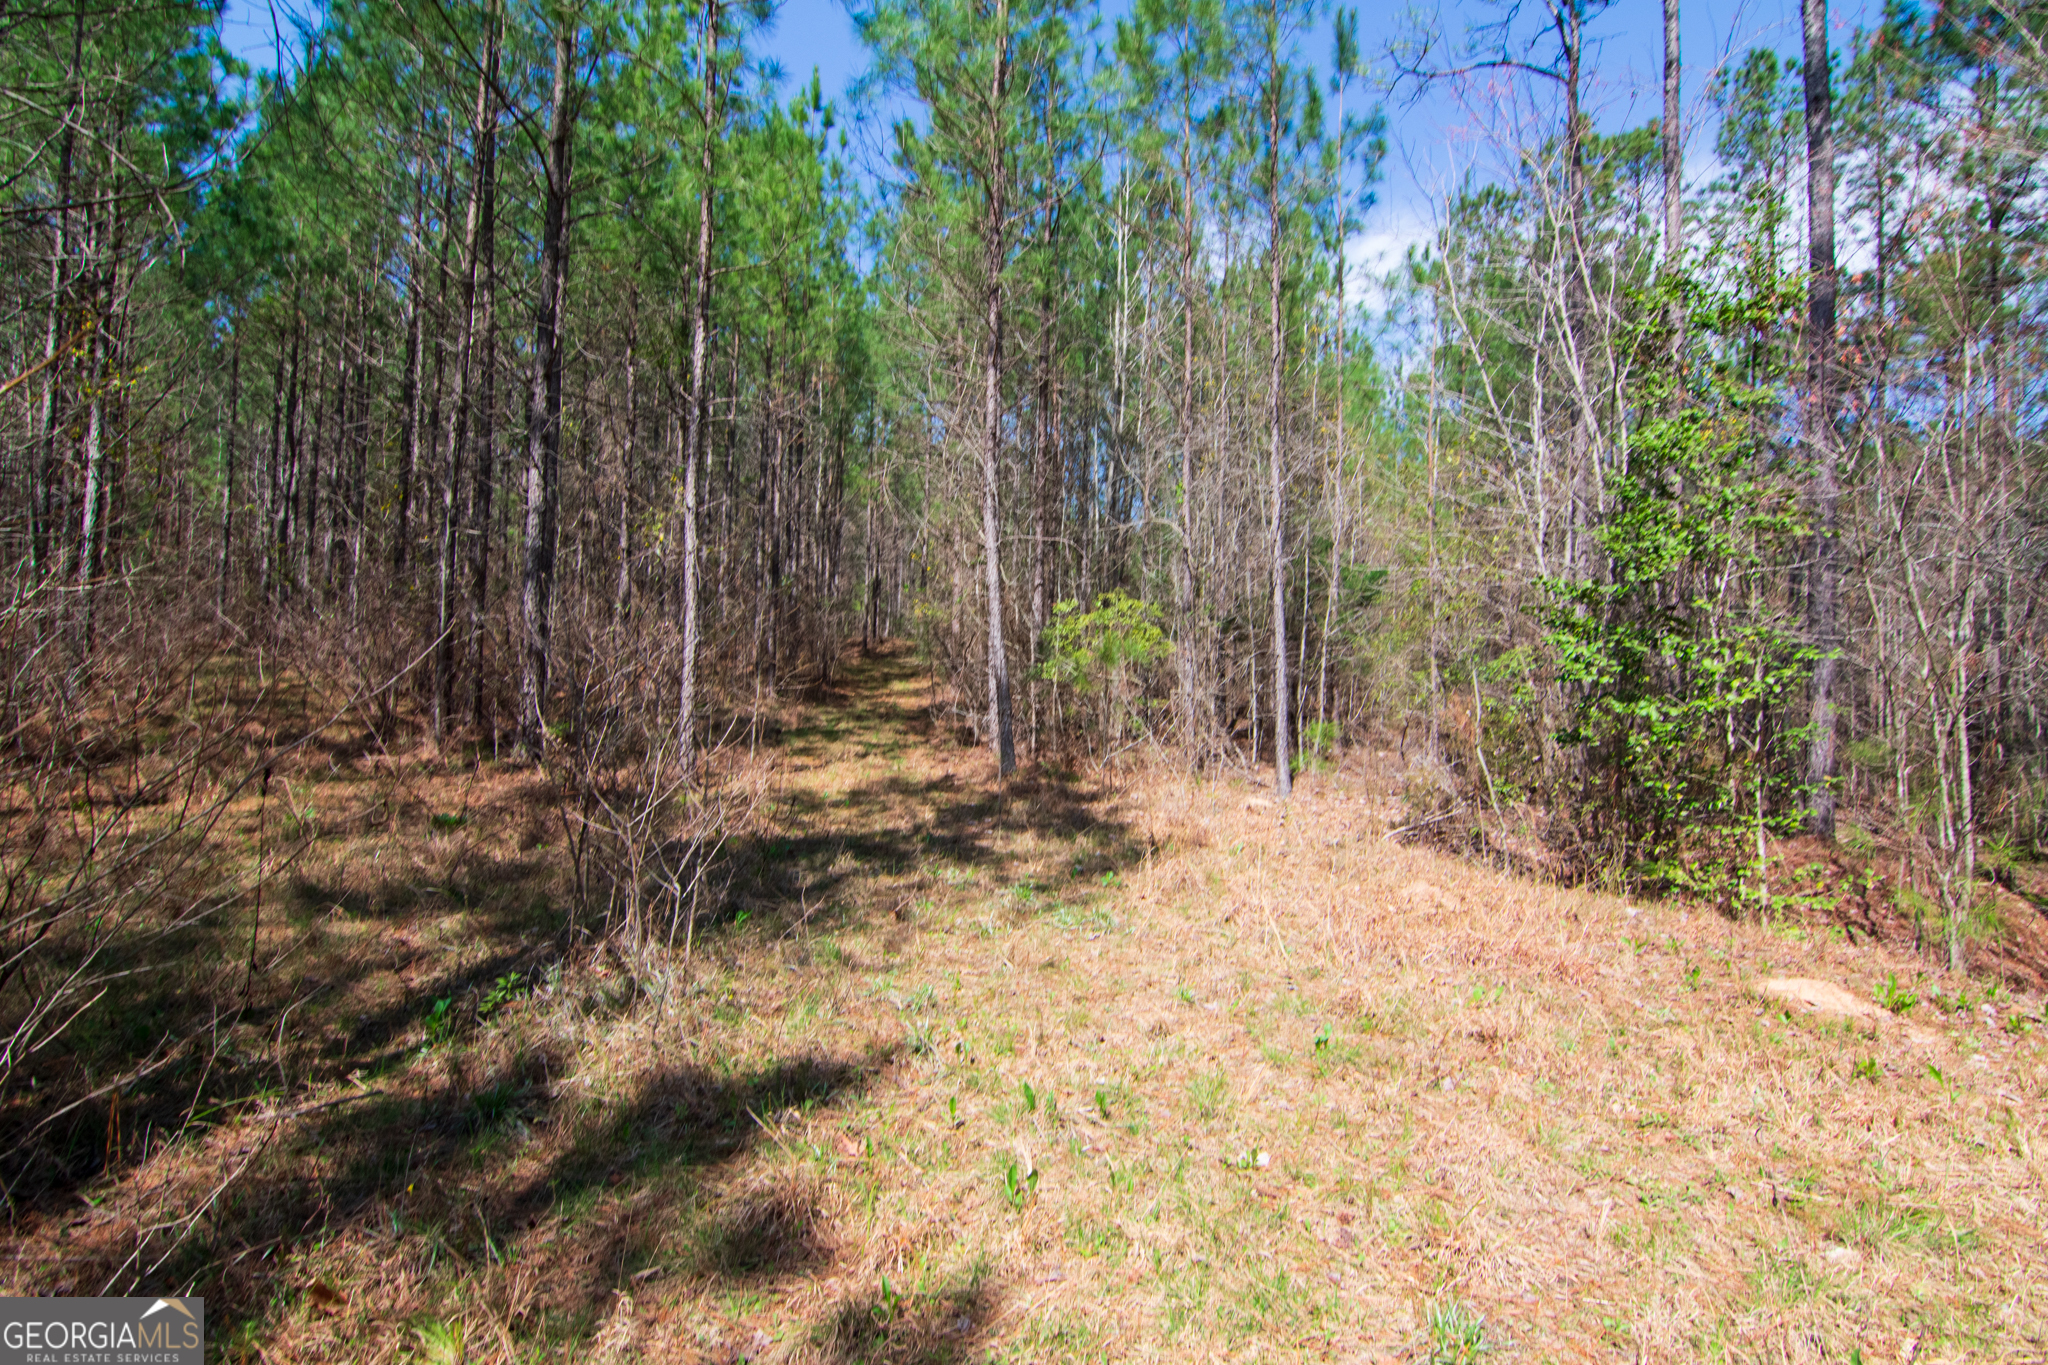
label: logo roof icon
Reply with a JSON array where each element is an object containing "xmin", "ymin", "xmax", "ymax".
[{"xmin": 141, "ymin": 1299, "xmax": 196, "ymax": 1321}]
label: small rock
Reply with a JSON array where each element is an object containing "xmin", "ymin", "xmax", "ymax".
[
  {"xmin": 1757, "ymin": 977, "xmax": 1882, "ymax": 1022},
  {"xmin": 1823, "ymin": 1244, "xmax": 1864, "ymax": 1270}
]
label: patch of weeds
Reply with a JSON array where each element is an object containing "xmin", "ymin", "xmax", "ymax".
[
  {"xmin": 1186, "ymin": 1069, "xmax": 1228, "ymax": 1121},
  {"xmin": 1158, "ymin": 1254, "xmax": 1213, "ymax": 1341},
  {"xmin": 1425, "ymin": 1296, "xmax": 1490, "ymax": 1363},
  {"xmin": 420, "ymin": 996, "xmax": 456, "ymax": 1049},
  {"xmin": 467, "ymin": 1078, "xmax": 522, "ymax": 1134},
  {"xmin": 1000, "ymin": 1311, "xmax": 1105, "ymax": 1360},
  {"xmin": 1876, "ymin": 972, "xmax": 1920, "ymax": 1014},
  {"xmin": 999, "ymin": 1154, "xmax": 1040, "ymax": 1211},
  {"xmin": 1064, "ymin": 1213, "xmax": 1128, "ymax": 1259},
  {"xmin": 1842, "ymin": 1193, "xmax": 1981, "ymax": 1258},
  {"xmin": 477, "ymin": 972, "xmax": 526, "ymax": 1019},
  {"xmin": 1052, "ymin": 903, "xmax": 1115, "ymax": 933},
  {"xmin": 1852, "ymin": 1056, "xmax": 1882, "ymax": 1083},
  {"xmin": 1749, "ymin": 1250, "xmax": 1853, "ymax": 1310},
  {"xmin": 408, "ymin": 1318, "xmax": 466, "ymax": 1365},
  {"xmin": 429, "ymin": 811, "xmax": 467, "ymax": 832},
  {"xmin": 1226, "ymin": 1266, "xmax": 1320, "ymax": 1343},
  {"xmin": 1929, "ymin": 986, "xmax": 1974, "ymax": 1015}
]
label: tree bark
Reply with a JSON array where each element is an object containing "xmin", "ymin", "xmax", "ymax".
[
  {"xmin": 219, "ymin": 334, "xmax": 240, "ymax": 613},
  {"xmin": 1662, "ymin": 0, "xmax": 1682, "ymax": 265},
  {"xmin": 677, "ymin": 0, "xmax": 721, "ymax": 776},
  {"xmin": 394, "ymin": 148, "xmax": 427, "ymax": 577},
  {"xmin": 1801, "ymin": 0, "xmax": 1841, "ymax": 838},
  {"xmin": 1265, "ymin": 38, "xmax": 1291, "ymax": 798},
  {"xmin": 614, "ymin": 297, "xmax": 638, "ymax": 623},
  {"xmin": 435, "ymin": 12, "xmax": 499, "ymax": 737},
  {"xmin": 520, "ymin": 17, "xmax": 578, "ymax": 759},
  {"xmin": 981, "ymin": 0, "xmax": 1017, "ymax": 778},
  {"xmin": 1174, "ymin": 93, "xmax": 1204, "ymax": 761}
]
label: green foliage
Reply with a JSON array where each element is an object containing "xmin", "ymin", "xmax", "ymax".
[
  {"xmin": 422, "ymin": 997, "xmax": 456, "ymax": 1048},
  {"xmin": 1543, "ymin": 275, "xmax": 1815, "ymax": 885},
  {"xmin": 1876, "ymin": 973, "xmax": 1919, "ymax": 1015},
  {"xmin": 477, "ymin": 973, "xmax": 526, "ymax": 1019},
  {"xmin": 1295, "ymin": 720, "xmax": 1338, "ymax": 774},
  {"xmin": 1000, "ymin": 1155, "xmax": 1040, "ymax": 1211},
  {"xmin": 1038, "ymin": 591, "xmax": 1173, "ymax": 691},
  {"xmin": 1038, "ymin": 592, "xmax": 1174, "ymax": 756},
  {"xmin": 1424, "ymin": 1296, "xmax": 1490, "ymax": 1363}
]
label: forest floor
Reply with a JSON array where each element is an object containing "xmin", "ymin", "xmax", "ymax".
[{"xmin": 9, "ymin": 642, "xmax": 2048, "ymax": 1363}]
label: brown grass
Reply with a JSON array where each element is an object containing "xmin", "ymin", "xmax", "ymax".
[{"xmin": 6, "ymin": 643, "xmax": 2045, "ymax": 1363}]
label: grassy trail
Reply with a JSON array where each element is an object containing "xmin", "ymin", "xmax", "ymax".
[{"xmin": 12, "ymin": 646, "xmax": 2047, "ymax": 1363}]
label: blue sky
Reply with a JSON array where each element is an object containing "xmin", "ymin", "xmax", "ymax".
[{"xmin": 218, "ymin": 0, "xmax": 1884, "ymax": 291}]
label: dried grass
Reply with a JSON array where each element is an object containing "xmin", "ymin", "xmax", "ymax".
[{"xmin": 6, "ymin": 645, "xmax": 2044, "ymax": 1363}]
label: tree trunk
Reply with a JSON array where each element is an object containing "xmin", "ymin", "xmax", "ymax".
[
  {"xmin": 219, "ymin": 335, "xmax": 240, "ymax": 614},
  {"xmin": 435, "ymin": 15, "xmax": 499, "ymax": 737},
  {"xmin": 678, "ymin": 0, "xmax": 721, "ymax": 775},
  {"xmin": 34, "ymin": 12, "xmax": 81, "ymax": 581},
  {"xmin": 469, "ymin": 15, "xmax": 503, "ymax": 737},
  {"xmin": 1174, "ymin": 102, "xmax": 1203, "ymax": 761},
  {"xmin": 74, "ymin": 289, "xmax": 106, "ymax": 658},
  {"xmin": 981, "ymin": 0, "xmax": 1017, "ymax": 778},
  {"xmin": 394, "ymin": 157, "xmax": 426, "ymax": 576},
  {"xmin": 1801, "ymin": 0, "xmax": 1841, "ymax": 838},
  {"xmin": 615, "ymin": 298, "xmax": 638, "ymax": 623},
  {"xmin": 520, "ymin": 18, "xmax": 578, "ymax": 759},
  {"xmin": 1265, "ymin": 50, "xmax": 1291, "ymax": 799},
  {"xmin": 1662, "ymin": 0, "xmax": 1681, "ymax": 265}
]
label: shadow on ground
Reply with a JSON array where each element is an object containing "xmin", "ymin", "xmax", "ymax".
[
  {"xmin": 59, "ymin": 1042, "xmax": 893, "ymax": 1335},
  {"xmin": 6, "ymin": 642, "xmax": 1092, "ymax": 1359}
]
